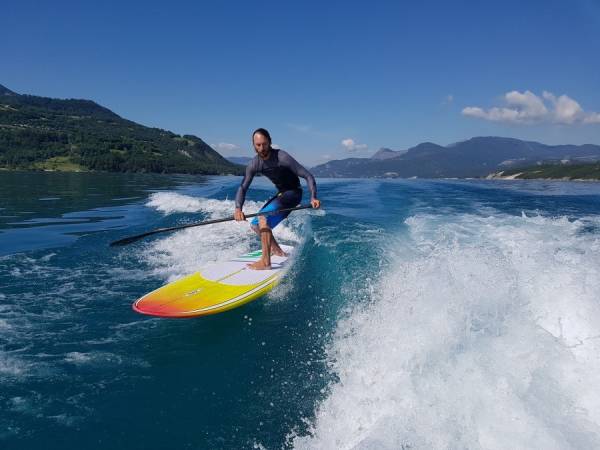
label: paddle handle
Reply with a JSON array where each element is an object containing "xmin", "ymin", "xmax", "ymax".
[{"xmin": 109, "ymin": 204, "xmax": 314, "ymax": 247}]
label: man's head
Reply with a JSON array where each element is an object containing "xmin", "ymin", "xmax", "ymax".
[{"xmin": 252, "ymin": 128, "xmax": 272, "ymax": 160}]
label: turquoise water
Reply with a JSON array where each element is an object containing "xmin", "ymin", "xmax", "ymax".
[{"xmin": 2, "ymin": 172, "xmax": 600, "ymax": 449}]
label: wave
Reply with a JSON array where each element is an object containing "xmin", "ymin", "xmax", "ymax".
[
  {"xmin": 142, "ymin": 193, "xmax": 310, "ymax": 281},
  {"xmin": 292, "ymin": 212, "xmax": 600, "ymax": 449}
]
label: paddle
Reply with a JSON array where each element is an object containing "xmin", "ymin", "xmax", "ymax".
[{"xmin": 109, "ymin": 204, "xmax": 314, "ymax": 247}]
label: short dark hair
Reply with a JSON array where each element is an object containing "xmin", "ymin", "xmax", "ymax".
[{"xmin": 252, "ymin": 128, "xmax": 272, "ymax": 144}]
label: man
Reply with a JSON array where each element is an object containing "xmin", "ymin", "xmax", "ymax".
[{"xmin": 234, "ymin": 128, "xmax": 321, "ymax": 270}]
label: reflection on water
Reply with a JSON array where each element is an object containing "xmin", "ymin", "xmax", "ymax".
[{"xmin": 0, "ymin": 171, "xmax": 204, "ymax": 254}]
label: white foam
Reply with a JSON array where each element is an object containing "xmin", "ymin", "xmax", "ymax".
[
  {"xmin": 9, "ymin": 396, "xmax": 30, "ymax": 412},
  {"xmin": 47, "ymin": 413, "xmax": 78, "ymax": 426},
  {"xmin": 0, "ymin": 354, "xmax": 27, "ymax": 377},
  {"xmin": 293, "ymin": 212, "xmax": 600, "ymax": 449},
  {"xmin": 64, "ymin": 351, "xmax": 127, "ymax": 368},
  {"xmin": 146, "ymin": 192, "xmax": 210, "ymax": 214},
  {"xmin": 147, "ymin": 191, "xmax": 260, "ymax": 218},
  {"xmin": 0, "ymin": 318, "xmax": 12, "ymax": 331},
  {"xmin": 64, "ymin": 352, "xmax": 94, "ymax": 364}
]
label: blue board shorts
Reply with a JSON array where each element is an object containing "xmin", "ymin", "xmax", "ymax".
[{"xmin": 250, "ymin": 189, "xmax": 302, "ymax": 229}]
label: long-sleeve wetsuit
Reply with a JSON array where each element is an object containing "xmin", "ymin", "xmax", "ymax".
[{"xmin": 235, "ymin": 149, "xmax": 317, "ymax": 209}]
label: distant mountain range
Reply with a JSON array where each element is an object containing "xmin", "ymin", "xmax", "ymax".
[
  {"xmin": 311, "ymin": 137, "xmax": 600, "ymax": 178},
  {"xmin": 226, "ymin": 156, "xmax": 253, "ymax": 166},
  {"xmin": 371, "ymin": 147, "xmax": 408, "ymax": 160},
  {"xmin": 0, "ymin": 84, "xmax": 242, "ymax": 174},
  {"xmin": 4, "ymin": 84, "xmax": 598, "ymax": 180}
]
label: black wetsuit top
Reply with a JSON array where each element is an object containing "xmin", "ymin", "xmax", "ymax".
[{"xmin": 235, "ymin": 149, "xmax": 317, "ymax": 209}]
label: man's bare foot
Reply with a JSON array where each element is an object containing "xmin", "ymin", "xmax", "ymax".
[{"xmin": 247, "ymin": 259, "xmax": 271, "ymax": 270}]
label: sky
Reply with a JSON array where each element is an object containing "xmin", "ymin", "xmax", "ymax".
[{"xmin": 2, "ymin": 0, "xmax": 600, "ymax": 166}]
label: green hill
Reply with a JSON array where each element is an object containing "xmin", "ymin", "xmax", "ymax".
[{"xmin": 0, "ymin": 84, "xmax": 243, "ymax": 174}]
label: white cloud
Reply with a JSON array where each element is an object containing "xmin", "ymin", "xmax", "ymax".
[
  {"xmin": 542, "ymin": 91, "xmax": 584, "ymax": 124},
  {"xmin": 212, "ymin": 142, "xmax": 241, "ymax": 155},
  {"xmin": 462, "ymin": 90, "xmax": 600, "ymax": 125},
  {"xmin": 341, "ymin": 138, "xmax": 368, "ymax": 152},
  {"xmin": 443, "ymin": 94, "xmax": 454, "ymax": 105},
  {"xmin": 584, "ymin": 112, "xmax": 600, "ymax": 124},
  {"xmin": 463, "ymin": 106, "xmax": 521, "ymax": 122},
  {"xmin": 506, "ymin": 90, "xmax": 548, "ymax": 118}
]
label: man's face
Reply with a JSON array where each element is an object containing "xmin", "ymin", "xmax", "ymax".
[{"xmin": 253, "ymin": 133, "xmax": 271, "ymax": 160}]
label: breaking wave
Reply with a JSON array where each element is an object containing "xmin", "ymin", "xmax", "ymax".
[{"xmin": 293, "ymin": 212, "xmax": 600, "ymax": 449}]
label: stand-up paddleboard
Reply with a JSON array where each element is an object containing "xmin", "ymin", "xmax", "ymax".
[{"xmin": 133, "ymin": 245, "xmax": 294, "ymax": 318}]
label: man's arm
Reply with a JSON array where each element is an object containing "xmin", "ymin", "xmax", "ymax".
[
  {"xmin": 234, "ymin": 161, "xmax": 257, "ymax": 220},
  {"xmin": 279, "ymin": 151, "xmax": 319, "ymax": 206}
]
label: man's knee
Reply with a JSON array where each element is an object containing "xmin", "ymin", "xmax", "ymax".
[{"xmin": 258, "ymin": 215, "xmax": 269, "ymax": 228}]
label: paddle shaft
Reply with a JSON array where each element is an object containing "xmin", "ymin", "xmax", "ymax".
[{"xmin": 109, "ymin": 204, "xmax": 313, "ymax": 247}]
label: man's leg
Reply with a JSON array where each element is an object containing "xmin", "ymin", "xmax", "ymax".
[
  {"xmin": 262, "ymin": 189, "xmax": 300, "ymax": 257},
  {"xmin": 250, "ymin": 223, "xmax": 286, "ymax": 258},
  {"xmin": 269, "ymin": 232, "xmax": 286, "ymax": 257},
  {"xmin": 247, "ymin": 190, "xmax": 300, "ymax": 269},
  {"xmin": 247, "ymin": 215, "xmax": 272, "ymax": 270}
]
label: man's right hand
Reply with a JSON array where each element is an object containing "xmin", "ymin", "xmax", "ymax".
[{"xmin": 234, "ymin": 208, "xmax": 246, "ymax": 221}]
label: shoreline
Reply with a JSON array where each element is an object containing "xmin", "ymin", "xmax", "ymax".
[
  {"xmin": 2, "ymin": 167, "xmax": 599, "ymax": 182},
  {"xmin": 485, "ymin": 171, "xmax": 600, "ymax": 183}
]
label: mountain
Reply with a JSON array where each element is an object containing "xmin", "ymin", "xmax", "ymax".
[
  {"xmin": 0, "ymin": 85, "xmax": 243, "ymax": 174},
  {"xmin": 311, "ymin": 137, "xmax": 600, "ymax": 178},
  {"xmin": 226, "ymin": 156, "xmax": 253, "ymax": 165},
  {"xmin": 0, "ymin": 84, "xmax": 16, "ymax": 96},
  {"xmin": 371, "ymin": 147, "xmax": 407, "ymax": 160}
]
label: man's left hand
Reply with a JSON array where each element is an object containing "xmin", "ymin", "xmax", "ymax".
[{"xmin": 311, "ymin": 198, "xmax": 321, "ymax": 209}]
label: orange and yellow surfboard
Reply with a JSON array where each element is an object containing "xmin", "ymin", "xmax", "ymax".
[{"xmin": 133, "ymin": 246, "xmax": 294, "ymax": 318}]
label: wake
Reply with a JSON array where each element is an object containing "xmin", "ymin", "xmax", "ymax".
[{"xmin": 293, "ymin": 212, "xmax": 600, "ymax": 449}]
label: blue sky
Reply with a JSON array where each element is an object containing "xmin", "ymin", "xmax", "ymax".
[{"xmin": 2, "ymin": 0, "xmax": 600, "ymax": 166}]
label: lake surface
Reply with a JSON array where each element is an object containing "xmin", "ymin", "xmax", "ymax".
[{"xmin": 2, "ymin": 171, "xmax": 600, "ymax": 449}]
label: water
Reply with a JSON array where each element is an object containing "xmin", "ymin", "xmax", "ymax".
[{"xmin": 1, "ymin": 172, "xmax": 600, "ymax": 449}]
